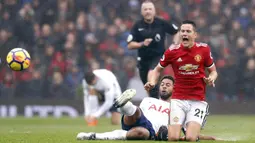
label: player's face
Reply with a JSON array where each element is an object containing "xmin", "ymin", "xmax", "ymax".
[
  {"xmin": 141, "ymin": 2, "xmax": 156, "ymax": 22},
  {"xmin": 180, "ymin": 24, "xmax": 197, "ymax": 48},
  {"xmin": 159, "ymin": 78, "xmax": 174, "ymax": 100}
]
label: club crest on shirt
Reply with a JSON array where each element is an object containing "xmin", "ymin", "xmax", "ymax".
[
  {"xmin": 173, "ymin": 116, "xmax": 179, "ymax": 122},
  {"xmin": 194, "ymin": 54, "xmax": 202, "ymax": 62}
]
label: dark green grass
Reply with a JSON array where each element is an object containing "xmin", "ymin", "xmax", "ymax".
[{"xmin": 0, "ymin": 115, "xmax": 254, "ymax": 143}]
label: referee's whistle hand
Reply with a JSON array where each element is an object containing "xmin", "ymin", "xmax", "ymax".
[
  {"xmin": 143, "ymin": 38, "xmax": 153, "ymax": 46},
  {"xmin": 144, "ymin": 82, "xmax": 155, "ymax": 91}
]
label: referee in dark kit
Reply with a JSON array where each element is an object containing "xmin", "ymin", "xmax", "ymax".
[{"xmin": 127, "ymin": 0, "xmax": 179, "ymax": 98}]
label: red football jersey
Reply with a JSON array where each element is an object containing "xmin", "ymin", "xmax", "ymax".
[{"xmin": 159, "ymin": 42, "xmax": 214, "ymax": 101}]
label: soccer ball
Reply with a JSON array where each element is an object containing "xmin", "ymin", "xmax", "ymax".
[{"xmin": 6, "ymin": 48, "xmax": 31, "ymax": 71}]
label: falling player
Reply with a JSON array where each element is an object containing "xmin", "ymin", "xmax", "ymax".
[
  {"xmin": 145, "ymin": 20, "xmax": 218, "ymax": 141},
  {"xmin": 77, "ymin": 76, "xmax": 217, "ymax": 141}
]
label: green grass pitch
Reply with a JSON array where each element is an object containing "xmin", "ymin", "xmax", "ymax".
[{"xmin": 0, "ymin": 115, "xmax": 254, "ymax": 143}]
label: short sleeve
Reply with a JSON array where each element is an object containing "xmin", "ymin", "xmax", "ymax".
[
  {"xmin": 204, "ymin": 46, "xmax": 214, "ymax": 67},
  {"xmin": 127, "ymin": 22, "xmax": 139, "ymax": 43},
  {"xmin": 159, "ymin": 49, "xmax": 173, "ymax": 68}
]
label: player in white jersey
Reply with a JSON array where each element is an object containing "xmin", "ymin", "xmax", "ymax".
[
  {"xmin": 77, "ymin": 75, "xmax": 217, "ymax": 141},
  {"xmin": 82, "ymin": 69, "xmax": 122, "ymax": 125}
]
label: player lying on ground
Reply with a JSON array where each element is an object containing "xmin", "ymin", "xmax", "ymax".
[{"xmin": 77, "ymin": 76, "xmax": 217, "ymax": 141}]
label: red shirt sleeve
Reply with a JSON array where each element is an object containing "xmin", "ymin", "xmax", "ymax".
[
  {"xmin": 159, "ymin": 49, "xmax": 173, "ymax": 68},
  {"xmin": 204, "ymin": 45, "xmax": 214, "ymax": 67}
]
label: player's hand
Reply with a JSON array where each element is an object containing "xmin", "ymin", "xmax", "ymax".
[
  {"xmin": 203, "ymin": 76, "xmax": 215, "ymax": 87},
  {"xmin": 144, "ymin": 82, "xmax": 155, "ymax": 91},
  {"xmin": 143, "ymin": 38, "xmax": 153, "ymax": 46}
]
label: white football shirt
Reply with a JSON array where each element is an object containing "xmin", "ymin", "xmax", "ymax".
[
  {"xmin": 139, "ymin": 97, "xmax": 170, "ymax": 133},
  {"xmin": 82, "ymin": 69, "xmax": 122, "ymax": 118}
]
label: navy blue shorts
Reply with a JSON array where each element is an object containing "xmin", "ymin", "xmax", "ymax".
[{"xmin": 121, "ymin": 111, "xmax": 156, "ymax": 140}]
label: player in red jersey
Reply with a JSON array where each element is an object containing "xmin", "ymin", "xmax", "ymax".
[{"xmin": 144, "ymin": 20, "xmax": 218, "ymax": 142}]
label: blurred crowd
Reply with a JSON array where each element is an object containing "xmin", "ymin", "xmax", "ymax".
[{"xmin": 0, "ymin": 0, "xmax": 254, "ymax": 102}]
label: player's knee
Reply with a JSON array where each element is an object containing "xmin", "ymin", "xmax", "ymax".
[
  {"xmin": 168, "ymin": 126, "xmax": 182, "ymax": 141},
  {"xmin": 127, "ymin": 127, "xmax": 150, "ymax": 140},
  {"xmin": 135, "ymin": 130, "xmax": 149, "ymax": 140},
  {"xmin": 168, "ymin": 131, "xmax": 180, "ymax": 141},
  {"xmin": 185, "ymin": 135, "xmax": 198, "ymax": 142},
  {"xmin": 123, "ymin": 115, "xmax": 137, "ymax": 125},
  {"xmin": 168, "ymin": 135, "xmax": 179, "ymax": 141}
]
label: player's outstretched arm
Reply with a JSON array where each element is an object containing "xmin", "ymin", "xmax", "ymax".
[
  {"xmin": 151, "ymin": 64, "xmax": 163, "ymax": 84},
  {"xmin": 144, "ymin": 64, "xmax": 163, "ymax": 91}
]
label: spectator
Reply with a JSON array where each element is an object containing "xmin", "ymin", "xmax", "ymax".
[{"xmin": 49, "ymin": 71, "xmax": 72, "ymax": 99}]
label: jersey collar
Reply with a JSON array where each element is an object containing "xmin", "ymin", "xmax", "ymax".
[{"xmin": 181, "ymin": 42, "xmax": 196, "ymax": 51}]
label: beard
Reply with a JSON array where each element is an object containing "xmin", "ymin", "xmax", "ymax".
[{"xmin": 159, "ymin": 92, "xmax": 172, "ymax": 100}]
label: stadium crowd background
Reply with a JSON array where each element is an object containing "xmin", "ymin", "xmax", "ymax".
[{"xmin": 0, "ymin": 0, "xmax": 254, "ymax": 102}]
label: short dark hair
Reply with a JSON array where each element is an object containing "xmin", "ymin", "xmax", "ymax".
[
  {"xmin": 160, "ymin": 75, "xmax": 175, "ymax": 84},
  {"xmin": 181, "ymin": 20, "xmax": 196, "ymax": 31},
  {"xmin": 142, "ymin": 0, "xmax": 154, "ymax": 5},
  {"xmin": 143, "ymin": 0, "xmax": 152, "ymax": 3},
  {"xmin": 84, "ymin": 70, "xmax": 95, "ymax": 85}
]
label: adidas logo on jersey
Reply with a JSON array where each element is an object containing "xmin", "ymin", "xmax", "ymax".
[{"xmin": 177, "ymin": 57, "xmax": 182, "ymax": 62}]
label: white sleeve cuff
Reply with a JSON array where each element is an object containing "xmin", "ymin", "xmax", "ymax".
[
  {"xmin": 158, "ymin": 63, "xmax": 165, "ymax": 68},
  {"xmin": 206, "ymin": 63, "xmax": 215, "ymax": 69}
]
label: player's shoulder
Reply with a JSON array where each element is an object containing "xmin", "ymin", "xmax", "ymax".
[
  {"xmin": 94, "ymin": 69, "xmax": 111, "ymax": 73},
  {"xmin": 94, "ymin": 69, "xmax": 113, "ymax": 76},
  {"xmin": 167, "ymin": 44, "xmax": 181, "ymax": 52},
  {"xmin": 195, "ymin": 42, "xmax": 210, "ymax": 48}
]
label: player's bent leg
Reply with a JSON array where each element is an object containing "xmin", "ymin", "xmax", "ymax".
[
  {"xmin": 114, "ymin": 89, "xmax": 136, "ymax": 108},
  {"xmin": 111, "ymin": 112, "xmax": 121, "ymax": 125},
  {"xmin": 109, "ymin": 105, "xmax": 121, "ymax": 125},
  {"xmin": 168, "ymin": 99, "xmax": 186, "ymax": 141},
  {"xmin": 114, "ymin": 88, "xmax": 143, "ymax": 125},
  {"xmin": 114, "ymin": 89, "xmax": 138, "ymax": 120},
  {"xmin": 121, "ymin": 109, "xmax": 156, "ymax": 140},
  {"xmin": 126, "ymin": 127, "xmax": 150, "ymax": 140},
  {"xmin": 185, "ymin": 100, "xmax": 209, "ymax": 141},
  {"xmin": 122, "ymin": 107, "xmax": 142, "ymax": 125},
  {"xmin": 185, "ymin": 121, "xmax": 201, "ymax": 141}
]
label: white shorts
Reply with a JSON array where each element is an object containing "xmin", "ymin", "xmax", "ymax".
[{"xmin": 169, "ymin": 99, "xmax": 209, "ymax": 128}]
